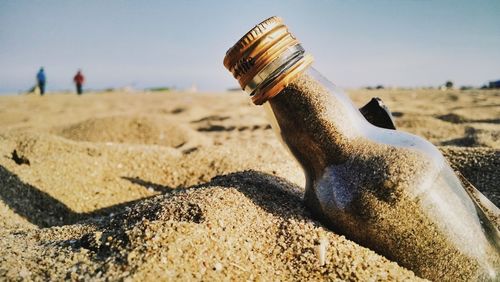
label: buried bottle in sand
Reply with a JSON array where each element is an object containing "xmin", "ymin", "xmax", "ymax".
[{"xmin": 223, "ymin": 16, "xmax": 499, "ymax": 281}]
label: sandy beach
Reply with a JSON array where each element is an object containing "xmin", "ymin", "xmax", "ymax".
[{"xmin": 0, "ymin": 89, "xmax": 498, "ymax": 280}]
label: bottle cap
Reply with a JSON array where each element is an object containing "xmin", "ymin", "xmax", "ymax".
[{"xmin": 223, "ymin": 16, "xmax": 313, "ymax": 105}]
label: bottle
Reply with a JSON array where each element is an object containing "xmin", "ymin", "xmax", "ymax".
[{"xmin": 223, "ymin": 16, "xmax": 499, "ymax": 281}]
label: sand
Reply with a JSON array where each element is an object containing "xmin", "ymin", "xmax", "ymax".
[{"xmin": 0, "ymin": 88, "xmax": 498, "ymax": 281}]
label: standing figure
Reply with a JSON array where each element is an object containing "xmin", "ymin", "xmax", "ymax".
[
  {"xmin": 36, "ymin": 67, "xmax": 46, "ymax": 95},
  {"xmin": 73, "ymin": 70, "xmax": 85, "ymax": 95}
]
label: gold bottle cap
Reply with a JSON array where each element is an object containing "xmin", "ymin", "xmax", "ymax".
[{"xmin": 223, "ymin": 16, "xmax": 313, "ymax": 105}]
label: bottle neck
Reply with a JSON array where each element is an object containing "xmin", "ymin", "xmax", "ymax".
[{"xmin": 265, "ymin": 68, "xmax": 363, "ymax": 178}]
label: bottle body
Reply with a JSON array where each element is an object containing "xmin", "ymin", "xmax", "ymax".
[
  {"xmin": 265, "ymin": 67, "xmax": 499, "ymax": 281},
  {"xmin": 223, "ymin": 16, "xmax": 499, "ymax": 281}
]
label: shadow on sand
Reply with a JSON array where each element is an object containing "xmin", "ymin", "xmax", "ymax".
[
  {"xmin": 0, "ymin": 164, "xmax": 306, "ymax": 228},
  {"xmin": 0, "ymin": 165, "xmax": 160, "ymax": 227}
]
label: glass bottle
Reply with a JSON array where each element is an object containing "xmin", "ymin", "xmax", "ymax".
[{"xmin": 223, "ymin": 16, "xmax": 499, "ymax": 281}]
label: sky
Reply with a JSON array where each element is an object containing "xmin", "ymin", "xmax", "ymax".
[{"xmin": 0, "ymin": 0, "xmax": 499, "ymax": 94}]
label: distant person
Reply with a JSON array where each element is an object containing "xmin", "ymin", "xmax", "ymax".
[
  {"xmin": 73, "ymin": 69, "xmax": 85, "ymax": 95},
  {"xmin": 36, "ymin": 67, "xmax": 46, "ymax": 95}
]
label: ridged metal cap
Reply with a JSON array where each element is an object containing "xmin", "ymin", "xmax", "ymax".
[{"xmin": 223, "ymin": 16, "xmax": 313, "ymax": 105}]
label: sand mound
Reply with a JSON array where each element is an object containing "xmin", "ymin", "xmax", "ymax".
[
  {"xmin": 57, "ymin": 115, "xmax": 209, "ymax": 149},
  {"xmin": 395, "ymin": 114, "xmax": 464, "ymax": 144},
  {"xmin": 0, "ymin": 171, "xmax": 421, "ymax": 281},
  {"xmin": 0, "ymin": 130, "xmax": 302, "ymax": 229},
  {"xmin": 0, "ymin": 131, "xmax": 181, "ymax": 228}
]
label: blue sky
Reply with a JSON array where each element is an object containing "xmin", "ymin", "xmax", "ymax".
[{"xmin": 0, "ymin": 0, "xmax": 499, "ymax": 93}]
